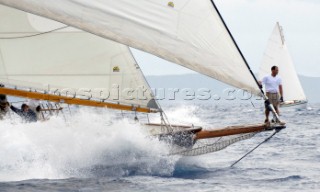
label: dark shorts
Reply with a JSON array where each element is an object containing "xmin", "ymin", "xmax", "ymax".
[{"xmin": 266, "ymin": 92, "xmax": 279, "ymax": 109}]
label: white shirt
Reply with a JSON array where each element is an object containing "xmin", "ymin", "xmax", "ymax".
[{"xmin": 262, "ymin": 75, "xmax": 282, "ymax": 93}]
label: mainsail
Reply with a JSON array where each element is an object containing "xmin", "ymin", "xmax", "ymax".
[
  {"xmin": 0, "ymin": 2, "xmax": 286, "ymax": 157},
  {"xmin": 0, "ymin": 0, "xmax": 261, "ymax": 96},
  {"xmin": 259, "ymin": 22, "xmax": 307, "ymax": 103},
  {"xmin": 0, "ymin": 5, "xmax": 159, "ymax": 112}
]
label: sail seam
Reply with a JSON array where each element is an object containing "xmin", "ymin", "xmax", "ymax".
[{"xmin": 0, "ymin": 26, "xmax": 69, "ymax": 39}]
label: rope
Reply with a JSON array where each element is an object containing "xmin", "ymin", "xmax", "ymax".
[
  {"xmin": 230, "ymin": 129, "xmax": 281, "ymax": 167},
  {"xmin": 250, "ymin": 100, "xmax": 257, "ymax": 108},
  {"xmin": 0, "ymin": 26, "xmax": 69, "ymax": 39}
]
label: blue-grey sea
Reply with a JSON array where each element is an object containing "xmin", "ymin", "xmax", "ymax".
[{"xmin": 0, "ymin": 102, "xmax": 319, "ymax": 192}]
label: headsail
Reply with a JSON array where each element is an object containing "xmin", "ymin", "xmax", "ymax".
[
  {"xmin": 0, "ymin": 5, "xmax": 159, "ymax": 112},
  {"xmin": 259, "ymin": 22, "xmax": 306, "ymax": 102},
  {"xmin": 0, "ymin": 0, "xmax": 261, "ymax": 95}
]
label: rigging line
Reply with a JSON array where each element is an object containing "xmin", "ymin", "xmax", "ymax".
[
  {"xmin": 209, "ymin": 0, "xmax": 263, "ymax": 96},
  {"xmin": 230, "ymin": 129, "xmax": 281, "ymax": 167},
  {"xmin": 250, "ymin": 100, "xmax": 257, "ymax": 109},
  {"xmin": 127, "ymin": 47, "xmax": 172, "ymax": 129},
  {"xmin": 0, "ymin": 26, "xmax": 69, "ymax": 39},
  {"xmin": 210, "ymin": 0, "xmax": 282, "ymax": 123},
  {"xmin": 0, "ymin": 47, "xmax": 9, "ymax": 81}
]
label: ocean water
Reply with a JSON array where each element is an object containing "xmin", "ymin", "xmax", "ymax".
[{"xmin": 0, "ymin": 102, "xmax": 319, "ymax": 192}]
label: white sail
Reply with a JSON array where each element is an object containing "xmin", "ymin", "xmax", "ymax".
[
  {"xmin": 0, "ymin": 0, "xmax": 261, "ymax": 96},
  {"xmin": 0, "ymin": 5, "xmax": 158, "ymax": 110},
  {"xmin": 259, "ymin": 23, "xmax": 306, "ymax": 102}
]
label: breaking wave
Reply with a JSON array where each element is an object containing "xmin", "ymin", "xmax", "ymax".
[{"xmin": 0, "ymin": 108, "xmax": 180, "ymax": 181}]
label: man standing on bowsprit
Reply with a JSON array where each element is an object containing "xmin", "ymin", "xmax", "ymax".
[{"xmin": 261, "ymin": 66, "xmax": 283, "ymax": 124}]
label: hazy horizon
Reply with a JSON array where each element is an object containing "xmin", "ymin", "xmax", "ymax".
[{"xmin": 146, "ymin": 73, "xmax": 319, "ymax": 103}]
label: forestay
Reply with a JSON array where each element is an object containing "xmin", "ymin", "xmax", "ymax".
[
  {"xmin": 0, "ymin": 5, "xmax": 158, "ymax": 110},
  {"xmin": 259, "ymin": 23, "xmax": 306, "ymax": 102},
  {"xmin": 0, "ymin": 0, "xmax": 261, "ymax": 96}
]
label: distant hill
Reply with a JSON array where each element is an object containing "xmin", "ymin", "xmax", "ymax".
[
  {"xmin": 299, "ymin": 75, "xmax": 319, "ymax": 103},
  {"xmin": 146, "ymin": 74, "xmax": 319, "ymax": 103}
]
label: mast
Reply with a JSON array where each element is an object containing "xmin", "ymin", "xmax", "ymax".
[{"xmin": 210, "ymin": 0, "xmax": 281, "ymax": 121}]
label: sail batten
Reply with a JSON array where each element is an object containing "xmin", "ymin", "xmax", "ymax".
[{"xmin": 0, "ymin": 0, "xmax": 261, "ymax": 95}]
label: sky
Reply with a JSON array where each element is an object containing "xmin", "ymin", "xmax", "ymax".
[{"xmin": 132, "ymin": 0, "xmax": 320, "ymax": 77}]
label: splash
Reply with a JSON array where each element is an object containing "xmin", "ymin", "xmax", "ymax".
[
  {"xmin": 0, "ymin": 108, "xmax": 179, "ymax": 181},
  {"xmin": 150, "ymin": 104, "xmax": 203, "ymax": 126}
]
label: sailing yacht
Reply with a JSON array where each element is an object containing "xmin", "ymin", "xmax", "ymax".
[
  {"xmin": 0, "ymin": 1, "xmax": 286, "ymax": 156},
  {"xmin": 259, "ymin": 22, "xmax": 307, "ymax": 108}
]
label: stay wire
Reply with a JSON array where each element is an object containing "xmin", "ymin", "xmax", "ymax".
[{"xmin": 230, "ymin": 129, "xmax": 281, "ymax": 167}]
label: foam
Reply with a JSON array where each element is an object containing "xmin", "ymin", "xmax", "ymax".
[{"xmin": 0, "ymin": 108, "xmax": 179, "ymax": 181}]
